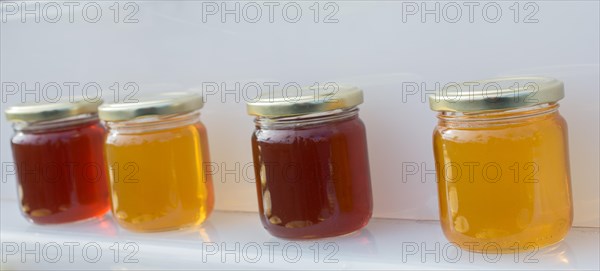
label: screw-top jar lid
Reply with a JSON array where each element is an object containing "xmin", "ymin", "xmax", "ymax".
[
  {"xmin": 5, "ymin": 97, "xmax": 103, "ymax": 123},
  {"xmin": 246, "ymin": 85, "xmax": 363, "ymax": 117},
  {"xmin": 428, "ymin": 77, "xmax": 564, "ymax": 112},
  {"xmin": 98, "ymin": 92, "xmax": 204, "ymax": 121}
]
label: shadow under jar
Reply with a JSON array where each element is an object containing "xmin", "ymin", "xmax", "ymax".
[
  {"xmin": 428, "ymin": 77, "xmax": 573, "ymax": 253},
  {"xmin": 5, "ymin": 98, "xmax": 110, "ymax": 224},
  {"xmin": 99, "ymin": 92, "xmax": 214, "ymax": 232},
  {"xmin": 247, "ymin": 86, "xmax": 373, "ymax": 239}
]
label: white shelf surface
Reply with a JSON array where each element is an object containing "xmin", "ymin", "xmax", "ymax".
[{"xmin": 1, "ymin": 199, "xmax": 598, "ymax": 270}]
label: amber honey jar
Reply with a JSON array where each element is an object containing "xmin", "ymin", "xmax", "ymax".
[{"xmin": 429, "ymin": 77, "xmax": 573, "ymax": 252}]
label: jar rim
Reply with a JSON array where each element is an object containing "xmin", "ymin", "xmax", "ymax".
[
  {"xmin": 246, "ymin": 85, "xmax": 363, "ymax": 117},
  {"xmin": 428, "ymin": 77, "xmax": 564, "ymax": 113},
  {"xmin": 98, "ymin": 91, "xmax": 203, "ymax": 121},
  {"xmin": 104, "ymin": 110, "xmax": 200, "ymax": 134}
]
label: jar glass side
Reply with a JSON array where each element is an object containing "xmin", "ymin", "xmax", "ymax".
[
  {"xmin": 432, "ymin": 104, "xmax": 573, "ymax": 252},
  {"xmin": 10, "ymin": 117, "xmax": 110, "ymax": 224},
  {"xmin": 193, "ymin": 120, "xmax": 215, "ymax": 217},
  {"xmin": 104, "ymin": 111, "xmax": 213, "ymax": 232},
  {"xmin": 251, "ymin": 109, "xmax": 373, "ymax": 239}
]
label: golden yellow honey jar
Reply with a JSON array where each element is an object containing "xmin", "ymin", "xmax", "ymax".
[
  {"xmin": 428, "ymin": 77, "xmax": 573, "ymax": 253},
  {"xmin": 99, "ymin": 92, "xmax": 214, "ymax": 232}
]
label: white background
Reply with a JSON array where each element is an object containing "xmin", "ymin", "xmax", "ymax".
[{"xmin": 1, "ymin": 1, "xmax": 599, "ymax": 228}]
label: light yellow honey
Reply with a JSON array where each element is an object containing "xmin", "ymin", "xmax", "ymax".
[{"xmin": 105, "ymin": 122, "xmax": 214, "ymax": 232}]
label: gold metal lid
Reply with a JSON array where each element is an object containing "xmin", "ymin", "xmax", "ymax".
[
  {"xmin": 246, "ymin": 85, "xmax": 363, "ymax": 117},
  {"xmin": 5, "ymin": 97, "xmax": 102, "ymax": 123},
  {"xmin": 98, "ymin": 92, "xmax": 204, "ymax": 121},
  {"xmin": 428, "ymin": 77, "xmax": 564, "ymax": 112}
]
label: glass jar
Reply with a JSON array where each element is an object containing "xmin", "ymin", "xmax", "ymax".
[
  {"xmin": 5, "ymin": 98, "xmax": 110, "ymax": 224},
  {"xmin": 428, "ymin": 77, "xmax": 573, "ymax": 253},
  {"xmin": 99, "ymin": 92, "xmax": 214, "ymax": 232},
  {"xmin": 247, "ymin": 86, "xmax": 373, "ymax": 239}
]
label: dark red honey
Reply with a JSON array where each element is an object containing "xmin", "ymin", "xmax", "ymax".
[
  {"xmin": 11, "ymin": 118, "xmax": 110, "ymax": 224},
  {"xmin": 251, "ymin": 112, "xmax": 373, "ymax": 239}
]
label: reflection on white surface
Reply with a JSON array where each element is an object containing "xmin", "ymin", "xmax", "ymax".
[{"xmin": 1, "ymin": 199, "xmax": 598, "ymax": 270}]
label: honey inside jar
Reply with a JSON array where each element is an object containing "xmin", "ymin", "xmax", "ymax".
[
  {"xmin": 247, "ymin": 86, "xmax": 373, "ymax": 239},
  {"xmin": 251, "ymin": 108, "xmax": 372, "ymax": 238},
  {"xmin": 100, "ymin": 92, "xmax": 214, "ymax": 232},
  {"xmin": 5, "ymin": 98, "xmax": 110, "ymax": 224},
  {"xmin": 429, "ymin": 77, "xmax": 573, "ymax": 253}
]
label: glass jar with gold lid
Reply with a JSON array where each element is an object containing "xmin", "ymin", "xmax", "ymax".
[
  {"xmin": 247, "ymin": 85, "xmax": 373, "ymax": 239},
  {"xmin": 428, "ymin": 77, "xmax": 572, "ymax": 253},
  {"xmin": 5, "ymin": 97, "xmax": 110, "ymax": 224},
  {"xmin": 99, "ymin": 92, "xmax": 214, "ymax": 232}
]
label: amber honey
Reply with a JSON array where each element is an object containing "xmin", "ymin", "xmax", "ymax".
[{"xmin": 429, "ymin": 77, "xmax": 573, "ymax": 252}]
